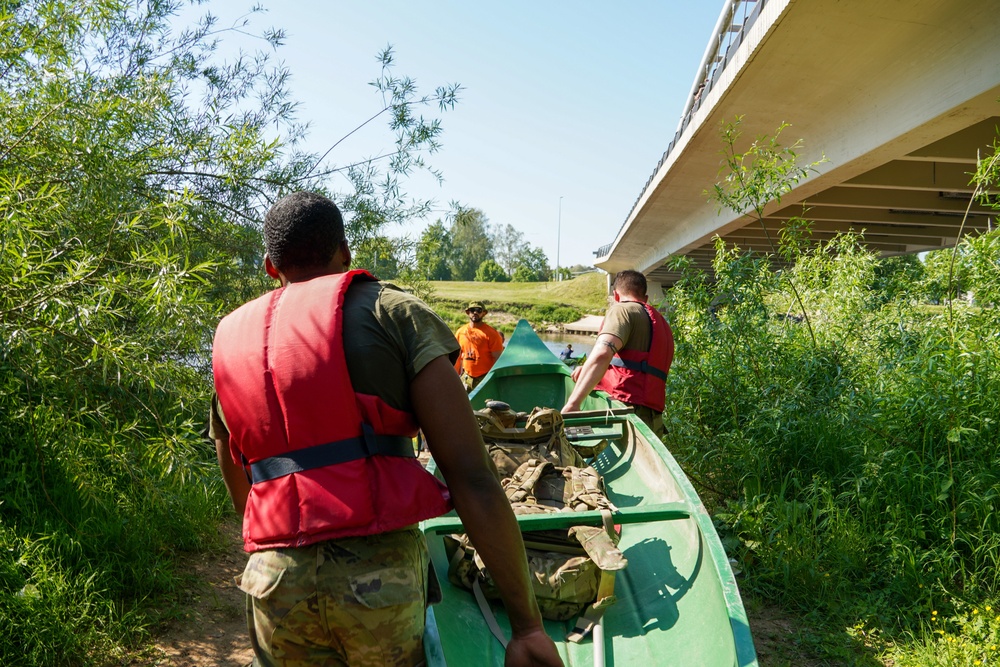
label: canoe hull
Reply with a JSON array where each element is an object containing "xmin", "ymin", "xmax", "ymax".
[{"xmin": 423, "ymin": 320, "xmax": 757, "ymax": 666}]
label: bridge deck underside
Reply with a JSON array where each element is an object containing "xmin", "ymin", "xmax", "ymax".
[
  {"xmin": 648, "ymin": 118, "xmax": 1000, "ymax": 287},
  {"xmin": 601, "ymin": 0, "xmax": 1000, "ymax": 288}
]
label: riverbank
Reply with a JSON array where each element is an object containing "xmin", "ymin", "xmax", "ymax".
[
  {"xmin": 134, "ymin": 266, "xmax": 989, "ymax": 666},
  {"xmin": 423, "ymin": 273, "xmax": 609, "ymax": 332}
]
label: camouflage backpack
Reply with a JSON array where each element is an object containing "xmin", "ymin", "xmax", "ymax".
[
  {"xmin": 474, "ymin": 402, "xmax": 585, "ymax": 477},
  {"xmin": 445, "ymin": 458, "xmax": 627, "ymax": 643}
]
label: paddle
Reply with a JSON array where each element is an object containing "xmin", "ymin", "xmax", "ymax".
[{"xmin": 593, "ymin": 615, "xmax": 606, "ymax": 667}]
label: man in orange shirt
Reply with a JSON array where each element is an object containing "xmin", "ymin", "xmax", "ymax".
[{"xmin": 454, "ymin": 301, "xmax": 504, "ymax": 391}]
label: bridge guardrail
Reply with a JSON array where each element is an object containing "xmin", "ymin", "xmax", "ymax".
[{"xmin": 594, "ymin": 0, "xmax": 769, "ymax": 263}]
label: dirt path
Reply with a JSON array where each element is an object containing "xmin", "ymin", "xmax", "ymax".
[
  {"xmin": 131, "ymin": 520, "xmax": 252, "ymax": 666},
  {"xmin": 133, "ymin": 517, "xmax": 821, "ymax": 666}
]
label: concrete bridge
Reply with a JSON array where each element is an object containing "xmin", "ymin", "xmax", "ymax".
[{"xmin": 595, "ymin": 0, "xmax": 1000, "ymax": 297}]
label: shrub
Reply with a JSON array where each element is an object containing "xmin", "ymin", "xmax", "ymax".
[
  {"xmin": 663, "ymin": 121, "xmax": 1000, "ymax": 661},
  {"xmin": 475, "ymin": 259, "xmax": 510, "ymax": 282}
]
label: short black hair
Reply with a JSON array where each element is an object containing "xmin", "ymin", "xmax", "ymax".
[
  {"xmin": 264, "ymin": 191, "xmax": 345, "ymax": 271},
  {"xmin": 613, "ymin": 270, "xmax": 647, "ymax": 298}
]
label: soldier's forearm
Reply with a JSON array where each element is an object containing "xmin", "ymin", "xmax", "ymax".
[
  {"xmin": 216, "ymin": 436, "xmax": 250, "ymax": 516},
  {"xmin": 450, "ymin": 474, "xmax": 545, "ymax": 635}
]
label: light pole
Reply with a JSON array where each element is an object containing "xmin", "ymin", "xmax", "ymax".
[{"xmin": 557, "ymin": 196, "xmax": 563, "ymax": 281}]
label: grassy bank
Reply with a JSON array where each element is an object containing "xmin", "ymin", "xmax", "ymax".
[{"xmin": 423, "ymin": 272, "xmax": 609, "ymax": 331}]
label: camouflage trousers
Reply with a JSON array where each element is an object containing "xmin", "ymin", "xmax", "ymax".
[
  {"xmin": 237, "ymin": 527, "xmax": 430, "ymax": 667},
  {"xmin": 630, "ymin": 404, "xmax": 665, "ymax": 438}
]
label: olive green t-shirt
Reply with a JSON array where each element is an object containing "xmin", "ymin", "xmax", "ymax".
[
  {"xmin": 209, "ymin": 279, "xmax": 459, "ymax": 438},
  {"xmin": 599, "ymin": 301, "xmax": 652, "ymax": 353}
]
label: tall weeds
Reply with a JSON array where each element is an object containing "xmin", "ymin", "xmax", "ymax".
[{"xmin": 664, "ymin": 122, "xmax": 1000, "ymax": 651}]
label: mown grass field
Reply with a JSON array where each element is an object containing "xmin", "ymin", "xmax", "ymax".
[{"xmin": 423, "ymin": 272, "xmax": 609, "ymax": 330}]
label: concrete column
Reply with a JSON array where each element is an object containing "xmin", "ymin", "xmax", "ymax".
[{"xmin": 646, "ymin": 280, "xmax": 666, "ymax": 305}]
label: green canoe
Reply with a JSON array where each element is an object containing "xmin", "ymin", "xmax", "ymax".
[{"xmin": 422, "ymin": 320, "xmax": 757, "ymax": 666}]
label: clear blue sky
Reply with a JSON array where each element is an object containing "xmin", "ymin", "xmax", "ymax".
[{"xmin": 187, "ymin": 1, "xmax": 724, "ymax": 269}]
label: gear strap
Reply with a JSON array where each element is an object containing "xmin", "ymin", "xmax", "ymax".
[
  {"xmin": 473, "ymin": 579, "xmax": 509, "ymax": 649},
  {"xmin": 609, "ymin": 356, "xmax": 668, "ymax": 381},
  {"xmin": 249, "ymin": 423, "xmax": 414, "ymax": 483},
  {"xmin": 566, "ymin": 510, "xmax": 626, "ymax": 643}
]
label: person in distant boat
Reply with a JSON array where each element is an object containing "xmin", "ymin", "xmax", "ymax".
[
  {"xmin": 454, "ymin": 301, "xmax": 505, "ymax": 391},
  {"xmin": 211, "ymin": 192, "xmax": 561, "ymax": 667},
  {"xmin": 559, "ymin": 344, "xmax": 574, "ymax": 361},
  {"xmin": 561, "ymin": 270, "xmax": 674, "ymax": 436}
]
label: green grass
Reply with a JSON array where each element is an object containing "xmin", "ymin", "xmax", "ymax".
[
  {"xmin": 428, "ymin": 272, "xmax": 608, "ymax": 311},
  {"xmin": 423, "ymin": 272, "xmax": 609, "ymax": 331},
  {"xmin": 887, "ymin": 604, "xmax": 1000, "ymax": 666}
]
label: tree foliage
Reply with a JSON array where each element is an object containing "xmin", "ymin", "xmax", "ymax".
[
  {"xmin": 416, "ymin": 220, "xmax": 454, "ymax": 280},
  {"xmin": 0, "ymin": 2, "xmax": 460, "ymax": 663},
  {"xmin": 512, "ymin": 245, "xmax": 551, "ymax": 282},
  {"xmin": 491, "ymin": 223, "xmax": 526, "ymax": 275},
  {"xmin": 475, "ymin": 258, "xmax": 509, "ymax": 282},
  {"xmin": 708, "ymin": 117, "xmax": 826, "ymax": 346},
  {"xmin": 920, "ymin": 247, "xmax": 968, "ymax": 303},
  {"xmin": 411, "ymin": 211, "xmax": 552, "ymax": 283},
  {"xmin": 329, "ymin": 47, "xmax": 461, "ymax": 274},
  {"xmin": 448, "ymin": 206, "xmax": 493, "ymax": 280}
]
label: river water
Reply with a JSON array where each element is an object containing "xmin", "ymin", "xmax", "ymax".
[{"xmin": 535, "ymin": 331, "xmax": 597, "ymax": 360}]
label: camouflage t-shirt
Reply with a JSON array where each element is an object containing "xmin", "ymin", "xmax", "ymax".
[
  {"xmin": 210, "ymin": 279, "xmax": 459, "ymax": 437},
  {"xmin": 599, "ymin": 300, "xmax": 652, "ymax": 353}
]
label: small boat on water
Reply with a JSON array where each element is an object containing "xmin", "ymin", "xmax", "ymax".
[{"xmin": 421, "ymin": 320, "xmax": 758, "ymax": 666}]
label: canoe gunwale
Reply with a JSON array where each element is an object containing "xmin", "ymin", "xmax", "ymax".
[{"xmin": 618, "ymin": 399, "xmax": 758, "ymax": 667}]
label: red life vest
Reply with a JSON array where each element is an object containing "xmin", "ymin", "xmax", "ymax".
[
  {"xmin": 212, "ymin": 269, "xmax": 452, "ymax": 552},
  {"xmin": 594, "ymin": 301, "xmax": 674, "ymax": 413}
]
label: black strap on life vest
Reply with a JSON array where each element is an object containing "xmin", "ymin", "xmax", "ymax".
[
  {"xmin": 608, "ymin": 303, "xmax": 667, "ymax": 380},
  {"xmin": 249, "ymin": 423, "xmax": 415, "ymax": 484},
  {"xmin": 609, "ymin": 356, "xmax": 668, "ymax": 381}
]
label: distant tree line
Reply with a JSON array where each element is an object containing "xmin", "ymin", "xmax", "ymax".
[{"xmin": 413, "ymin": 207, "xmax": 554, "ymax": 282}]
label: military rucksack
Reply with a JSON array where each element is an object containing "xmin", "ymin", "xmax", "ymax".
[
  {"xmin": 474, "ymin": 402, "xmax": 585, "ymax": 477},
  {"xmin": 445, "ymin": 452, "xmax": 627, "ymax": 643}
]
